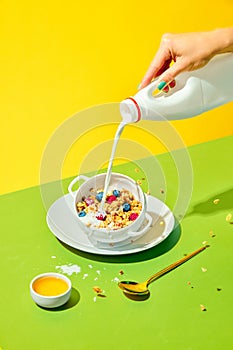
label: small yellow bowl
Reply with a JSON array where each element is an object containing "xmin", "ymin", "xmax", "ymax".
[{"xmin": 30, "ymin": 272, "xmax": 71, "ymax": 308}]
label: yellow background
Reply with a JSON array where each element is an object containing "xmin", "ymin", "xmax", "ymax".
[{"xmin": 1, "ymin": 0, "xmax": 233, "ymax": 194}]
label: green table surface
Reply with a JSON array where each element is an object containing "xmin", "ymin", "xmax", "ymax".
[{"xmin": 1, "ymin": 135, "xmax": 233, "ymax": 350}]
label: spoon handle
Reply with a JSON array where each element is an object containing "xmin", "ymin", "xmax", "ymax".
[{"xmin": 146, "ymin": 245, "xmax": 208, "ymax": 286}]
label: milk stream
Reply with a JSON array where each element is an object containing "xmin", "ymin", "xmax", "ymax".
[{"xmin": 99, "ymin": 122, "xmax": 126, "ymax": 212}]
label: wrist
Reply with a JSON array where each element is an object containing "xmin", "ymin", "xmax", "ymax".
[{"xmin": 212, "ymin": 28, "xmax": 233, "ymax": 54}]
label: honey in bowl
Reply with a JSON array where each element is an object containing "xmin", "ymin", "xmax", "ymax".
[{"xmin": 33, "ymin": 275, "xmax": 69, "ymax": 296}]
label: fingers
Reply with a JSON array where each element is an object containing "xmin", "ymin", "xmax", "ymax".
[
  {"xmin": 140, "ymin": 48, "xmax": 171, "ymax": 89},
  {"xmin": 157, "ymin": 59, "xmax": 188, "ymax": 86},
  {"xmin": 156, "ymin": 79, "xmax": 176, "ymax": 93}
]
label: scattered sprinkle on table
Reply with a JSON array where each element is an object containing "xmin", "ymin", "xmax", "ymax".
[
  {"xmin": 200, "ymin": 304, "xmax": 207, "ymax": 311},
  {"xmin": 209, "ymin": 230, "xmax": 216, "ymax": 237}
]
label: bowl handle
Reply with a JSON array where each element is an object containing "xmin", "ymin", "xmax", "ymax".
[
  {"xmin": 68, "ymin": 175, "xmax": 90, "ymax": 198},
  {"xmin": 127, "ymin": 213, "xmax": 153, "ymax": 237}
]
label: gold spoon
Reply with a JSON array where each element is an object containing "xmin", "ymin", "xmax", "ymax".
[{"xmin": 118, "ymin": 245, "xmax": 208, "ymax": 296}]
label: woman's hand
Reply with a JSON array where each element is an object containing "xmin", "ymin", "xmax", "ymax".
[{"xmin": 139, "ymin": 28, "xmax": 233, "ymax": 91}]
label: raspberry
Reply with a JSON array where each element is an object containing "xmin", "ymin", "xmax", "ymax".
[
  {"xmin": 106, "ymin": 195, "xmax": 117, "ymax": 204},
  {"xmin": 129, "ymin": 213, "xmax": 139, "ymax": 221},
  {"xmin": 96, "ymin": 213, "xmax": 106, "ymax": 221}
]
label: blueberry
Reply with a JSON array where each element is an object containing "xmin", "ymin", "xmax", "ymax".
[
  {"xmin": 113, "ymin": 189, "xmax": 120, "ymax": 197},
  {"xmin": 123, "ymin": 203, "xmax": 131, "ymax": 212},
  {"xmin": 96, "ymin": 192, "xmax": 104, "ymax": 202},
  {"xmin": 78, "ymin": 210, "xmax": 86, "ymax": 217}
]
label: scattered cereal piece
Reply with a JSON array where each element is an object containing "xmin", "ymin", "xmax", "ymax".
[
  {"xmin": 160, "ymin": 189, "xmax": 165, "ymax": 194},
  {"xmin": 209, "ymin": 230, "xmax": 216, "ymax": 237},
  {"xmin": 201, "ymin": 267, "xmax": 207, "ymax": 272},
  {"xmin": 202, "ymin": 241, "xmax": 208, "ymax": 245},
  {"xmin": 93, "ymin": 286, "xmax": 103, "ymax": 294},
  {"xmin": 200, "ymin": 304, "xmax": 207, "ymax": 311},
  {"xmin": 112, "ymin": 277, "xmax": 120, "ymax": 283},
  {"xmin": 187, "ymin": 281, "xmax": 194, "ymax": 288},
  {"xmin": 213, "ymin": 198, "xmax": 220, "ymax": 204},
  {"xmin": 119, "ymin": 270, "xmax": 124, "ymax": 275},
  {"xmin": 137, "ymin": 180, "xmax": 142, "ymax": 185},
  {"xmin": 147, "ymin": 190, "xmax": 151, "ymax": 195},
  {"xmin": 226, "ymin": 213, "xmax": 232, "ymax": 222},
  {"xmin": 135, "ymin": 168, "xmax": 140, "ymax": 173}
]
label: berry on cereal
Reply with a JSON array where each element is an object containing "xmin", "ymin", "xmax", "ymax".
[
  {"xmin": 129, "ymin": 213, "xmax": 139, "ymax": 221},
  {"xmin": 106, "ymin": 195, "xmax": 117, "ymax": 204},
  {"xmin": 113, "ymin": 189, "xmax": 120, "ymax": 197},
  {"xmin": 96, "ymin": 213, "xmax": 106, "ymax": 221},
  {"xmin": 123, "ymin": 203, "xmax": 131, "ymax": 212},
  {"xmin": 95, "ymin": 192, "xmax": 103, "ymax": 202}
]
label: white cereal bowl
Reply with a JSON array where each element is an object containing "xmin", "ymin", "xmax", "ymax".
[
  {"xmin": 30, "ymin": 272, "xmax": 72, "ymax": 308},
  {"xmin": 68, "ymin": 172, "xmax": 152, "ymax": 244}
]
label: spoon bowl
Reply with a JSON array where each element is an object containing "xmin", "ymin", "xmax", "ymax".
[{"xmin": 118, "ymin": 245, "xmax": 208, "ymax": 296}]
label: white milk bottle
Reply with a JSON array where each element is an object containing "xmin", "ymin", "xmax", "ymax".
[{"xmin": 120, "ymin": 53, "xmax": 233, "ymax": 122}]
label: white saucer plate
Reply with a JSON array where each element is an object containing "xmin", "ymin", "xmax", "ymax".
[{"xmin": 46, "ymin": 193, "xmax": 175, "ymax": 255}]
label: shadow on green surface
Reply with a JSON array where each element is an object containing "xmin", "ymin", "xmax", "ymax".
[
  {"xmin": 59, "ymin": 219, "xmax": 181, "ymax": 263},
  {"xmin": 38, "ymin": 287, "xmax": 80, "ymax": 312},
  {"xmin": 121, "ymin": 290, "xmax": 150, "ymax": 301},
  {"xmin": 187, "ymin": 187, "xmax": 233, "ymax": 217}
]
